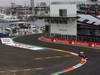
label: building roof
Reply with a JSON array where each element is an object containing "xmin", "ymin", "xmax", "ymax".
[{"xmin": 78, "ymin": 14, "xmax": 100, "ymax": 25}]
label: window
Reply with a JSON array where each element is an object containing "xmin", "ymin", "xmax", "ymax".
[{"xmin": 59, "ymin": 9, "xmax": 67, "ymax": 16}]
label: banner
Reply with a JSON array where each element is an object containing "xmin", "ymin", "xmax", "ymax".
[{"xmin": 0, "ymin": 38, "xmax": 15, "ymax": 46}]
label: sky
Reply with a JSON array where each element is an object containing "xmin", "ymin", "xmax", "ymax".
[{"xmin": 0, "ymin": 0, "xmax": 49, "ymax": 7}]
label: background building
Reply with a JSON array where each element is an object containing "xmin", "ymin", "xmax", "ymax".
[
  {"xmin": 30, "ymin": 0, "xmax": 100, "ymax": 42},
  {"xmin": 78, "ymin": 0, "xmax": 100, "ymax": 15},
  {"xmin": 49, "ymin": 4, "xmax": 77, "ymax": 35},
  {"xmin": 5, "ymin": 3, "xmax": 32, "ymax": 20}
]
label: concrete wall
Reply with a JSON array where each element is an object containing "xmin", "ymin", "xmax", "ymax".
[
  {"xmin": 50, "ymin": 4, "xmax": 77, "ymax": 17},
  {"xmin": 50, "ymin": 19, "xmax": 77, "ymax": 35}
]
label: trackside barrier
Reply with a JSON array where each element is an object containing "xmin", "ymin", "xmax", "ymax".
[
  {"xmin": 95, "ymin": 43, "xmax": 100, "ymax": 47},
  {"xmin": 39, "ymin": 36, "xmax": 100, "ymax": 48}
]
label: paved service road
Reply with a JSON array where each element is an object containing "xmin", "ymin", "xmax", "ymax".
[
  {"xmin": 0, "ymin": 42, "xmax": 79, "ymax": 75},
  {"xmin": 14, "ymin": 34, "xmax": 100, "ymax": 75}
]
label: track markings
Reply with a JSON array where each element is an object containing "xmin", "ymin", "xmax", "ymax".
[
  {"xmin": 0, "ymin": 67, "xmax": 45, "ymax": 73},
  {"xmin": 35, "ymin": 67, "xmax": 44, "ymax": 70},
  {"xmin": 34, "ymin": 55, "xmax": 71, "ymax": 61}
]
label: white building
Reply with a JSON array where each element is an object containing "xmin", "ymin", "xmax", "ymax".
[
  {"xmin": 50, "ymin": 4, "xmax": 77, "ymax": 17},
  {"xmin": 49, "ymin": 3, "xmax": 77, "ymax": 36},
  {"xmin": 44, "ymin": 0, "xmax": 77, "ymax": 40}
]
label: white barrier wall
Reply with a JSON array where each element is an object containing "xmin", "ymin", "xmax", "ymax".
[{"xmin": 50, "ymin": 19, "xmax": 77, "ymax": 35}]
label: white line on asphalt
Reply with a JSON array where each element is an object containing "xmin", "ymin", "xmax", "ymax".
[
  {"xmin": 34, "ymin": 55, "xmax": 71, "ymax": 60},
  {"xmin": 0, "ymin": 67, "xmax": 45, "ymax": 73}
]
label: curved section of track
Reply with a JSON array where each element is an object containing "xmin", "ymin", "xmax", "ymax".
[
  {"xmin": 0, "ymin": 43, "xmax": 79, "ymax": 75},
  {"xmin": 14, "ymin": 34, "xmax": 100, "ymax": 75},
  {"xmin": 0, "ymin": 36, "xmax": 81, "ymax": 75}
]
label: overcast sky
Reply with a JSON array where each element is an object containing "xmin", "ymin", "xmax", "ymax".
[{"xmin": 0, "ymin": 0, "xmax": 49, "ymax": 7}]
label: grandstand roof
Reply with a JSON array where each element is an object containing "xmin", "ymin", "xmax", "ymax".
[{"xmin": 78, "ymin": 14, "xmax": 100, "ymax": 25}]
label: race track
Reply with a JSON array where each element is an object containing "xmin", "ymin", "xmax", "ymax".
[
  {"xmin": 14, "ymin": 34, "xmax": 100, "ymax": 75},
  {"xmin": 0, "ymin": 36, "xmax": 80, "ymax": 75}
]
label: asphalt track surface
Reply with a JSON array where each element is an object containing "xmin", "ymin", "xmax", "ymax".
[
  {"xmin": 14, "ymin": 34, "xmax": 100, "ymax": 75},
  {"xmin": 0, "ymin": 37, "xmax": 79, "ymax": 75}
]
